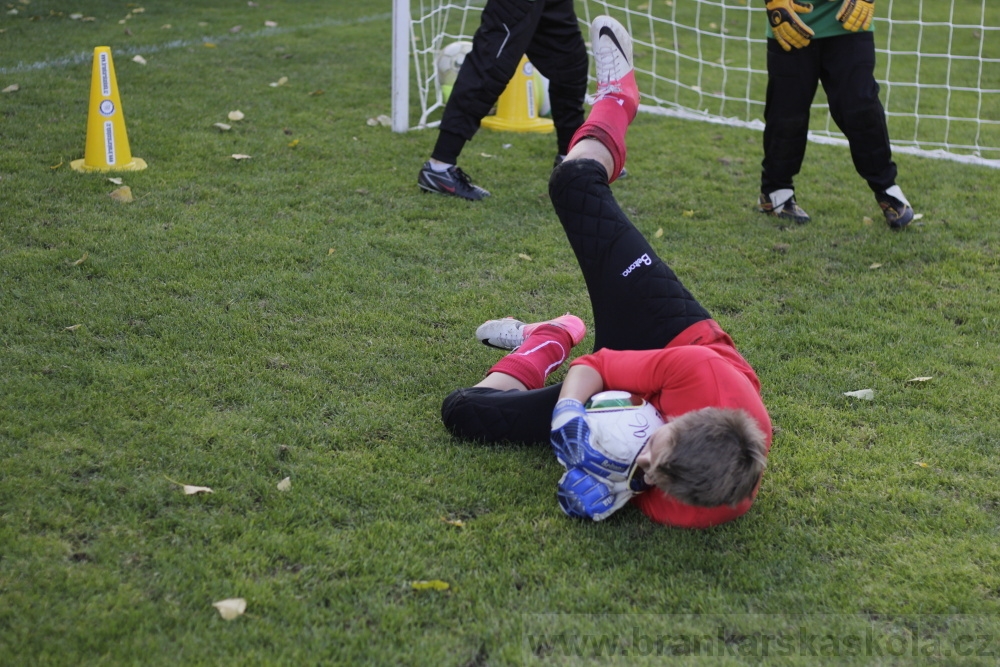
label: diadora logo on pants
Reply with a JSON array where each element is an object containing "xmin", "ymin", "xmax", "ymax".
[{"xmin": 622, "ymin": 253, "xmax": 651, "ymax": 277}]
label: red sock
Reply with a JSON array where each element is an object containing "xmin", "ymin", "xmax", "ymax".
[
  {"xmin": 567, "ymin": 72, "xmax": 638, "ymax": 183},
  {"xmin": 487, "ymin": 324, "xmax": 574, "ymax": 390}
]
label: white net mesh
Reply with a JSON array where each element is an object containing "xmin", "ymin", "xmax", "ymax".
[{"xmin": 394, "ymin": 0, "xmax": 1000, "ymax": 167}]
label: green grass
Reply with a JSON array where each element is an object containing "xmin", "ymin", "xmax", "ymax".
[{"xmin": 2, "ymin": 1, "xmax": 1000, "ymax": 665}]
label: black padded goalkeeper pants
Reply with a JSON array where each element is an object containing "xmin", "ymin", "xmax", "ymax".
[
  {"xmin": 761, "ymin": 31, "xmax": 899, "ymax": 196},
  {"xmin": 440, "ymin": 160, "xmax": 711, "ymax": 444},
  {"xmin": 431, "ymin": 0, "xmax": 588, "ymax": 162}
]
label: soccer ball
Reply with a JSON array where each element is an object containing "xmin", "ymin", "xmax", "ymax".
[
  {"xmin": 585, "ymin": 391, "xmax": 665, "ymax": 461},
  {"xmin": 437, "ymin": 41, "xmax": 473, "ymax": 102}
]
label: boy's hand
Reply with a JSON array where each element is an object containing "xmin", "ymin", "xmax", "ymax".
[
  {"xmin": 835, "ymin": 0, "xmax": 874, "ymax": 32},
  {"xmin": 766, "ymin": 0, "xmax": 814, "ymax": 51},
  {"xmin": 556, "ymin": 468, "xmax": 633, "ymax": 521}
]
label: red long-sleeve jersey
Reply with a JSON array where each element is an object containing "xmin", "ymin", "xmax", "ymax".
[{"xmin": 569, "ymin": 319, "xmax": 772, "ymax": 529}]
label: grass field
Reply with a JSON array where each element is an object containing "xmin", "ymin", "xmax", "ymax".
[{"xmin": 2, "ymin": 1, "xmax": 1000, "ymax": 665}]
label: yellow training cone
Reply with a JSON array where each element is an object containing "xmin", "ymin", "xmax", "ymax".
[
  {"xmin": 71, "ymin": 47, "xmax": 147, "ymax": 172},
  {"xmin": 481, "ymin": 56, "xmax": 553, "ymax": 134}
]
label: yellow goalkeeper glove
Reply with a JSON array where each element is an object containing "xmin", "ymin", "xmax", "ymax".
[
  {"xmin": 766, "ymin": 0, "xmax": 814, "ymax": 52},
  {"xmin": 835, "ymin": 0, "xmax": 875, "ymax": 32}
]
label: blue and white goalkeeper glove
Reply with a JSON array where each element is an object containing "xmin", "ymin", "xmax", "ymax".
[
  {"xmin": 556, "ymin": 468, "xmax": 634, "ymax": 522},
  {"xmin": 550, "ymin": 398, "xmax": 648, "ymax": 486}
]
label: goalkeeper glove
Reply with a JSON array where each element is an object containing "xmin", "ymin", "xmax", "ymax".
[
  {"xmin": 835, "ymin": 0, "xmax": 874, "ymax": 32},
  {"xmin": 556, "ymin": 468, "xmax": 633, "ymax": 522},
  {"xmin": 551, "ymin": 398, "xmax": 651, "ymax": 486},
  {"xmin": 766, "ymin": 0, "xmax": 814, "ymax": 52}
]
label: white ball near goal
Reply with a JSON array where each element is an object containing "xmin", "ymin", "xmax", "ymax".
[
  {"xmin": 585, "ymin": 391, "xmax": 665, "ymax": 462},
  {"xmin": 437, "ymin": 41, "xmax": 473, "ymax": 101}
]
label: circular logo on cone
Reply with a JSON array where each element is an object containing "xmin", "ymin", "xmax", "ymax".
[{"xmin": 99, "ymin": 100, "xmax": 115, "ymax": 116}]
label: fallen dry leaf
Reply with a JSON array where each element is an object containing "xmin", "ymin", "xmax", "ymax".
[
  {"xmin": 228, "ymin": 110, "xmax": 244, "ymax": 121},
  {"xmin": 110, "ymin": 186, "xmax": 133, "ymax": 202},
  {"xmin": 50, "ymin": 161, "xmax": 63, "ymax": 170},
  {"xmin": 913, "ymin": 213, "xmax": 924, "ymax": 221},
  {"xmin": 517, "ymin": 253, "xmax": 532, "ymax": 261},
  {"xmin": 183, "ymin": 485, "xmax": 213, "ymax": 495},
  {"xmin": 64, "ymin": 324, "xmax": 82, "ymax": 331},
  {"xmin": 682, "ymin": 210, "xmax": 694, "ymax": 217},
  {"xmin": 70, "ymin": 13, "xmax": 83, "ymax": 19},
  {"xmin": 203, "ymin": 42, "xmax": 217, "ymax": 48},
  {"xmin": 327, "ymin": 248, "xmax": 335, "ymax": 255},
  {"xmin": 231, "ymin": 154, "xmax": 252, "ymax": 160},
  {"xmin": 479, "ymin": 152, "xmax": 494, "ymax": 158},
  {"xmin": 411, "ymin": 580, "xmax": 449, "ymax": 591},
  {"xmin": 269, "ymin": 76, "xmax": 288, "ymax": 87},
  {"xmin": 132, "ymin": 7, "xmax": 145, "ymax": 13},
  {"xmin": 161, "ymin": 24, "xmax": 171, "ymax": 29},
  {"xmin": 654, "ymin": 228, "xmax": 663, "ymax": 238},
  {"xmin": 229, "ymin": 25, "xmax": 242, "ymax": 33},
  {"xmin": 869, "ymin": 263, "xmax": 882, "ymax": 270},
  {"xmin": 72, "ymin": 253, "xmax": 88, "ymax": 266},
  {"xmin": 213, "ymin": 122, "xmax": 231, "ymax": 131},
  {"xmin": 914, "ymin": 461, "xmax": 928, "ymax": 468},
  {"xmin": 277, "ymin": 477, "xmax": 291, "ymax": 492},
  {"xmin": 863, "ymin": 216, "xmax": 874, "ymax": 226},
  {"xmin": 308, "ymin": 89, "xmax": 325, "ymax": 96},
  {"xmin": 440, "ymin": 517, "xmax": 465, "ymax": 528},
  {"xmin": 2, "ymin": 84, "xmax": 19, "ymax": 93},
  {"xmin": 212, "ymin": 598, "xmax": 246, "ymax": 620},
  {"xmin": 287, "ymin": 139, "xmax": 299, "ymax": 148},
  {"xmin": 107, "ymin": 177, "xmax": 123, "ymax": 185},
  {"xmin": 843, "ymin": 389, "xmax": 874, "ymax": 400},
  {"xmin": 907, "ymin": 376, "xmax": 933, "ymax": 383},
  {"xmin": 264, "ymin": 20, "xmax": 278, "ymax": 27},
  {"xmin": 132, "ymin": 55, "xmax": 147, "ymax": 65}
]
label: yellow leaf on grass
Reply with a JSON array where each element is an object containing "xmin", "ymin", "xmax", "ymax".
[
  {"xmin": 228, "ymin": 110, "xmax": 245, "ymax": 121},
  {"xmin": 654, "ymin": 228, "xmax": 663, "ymax": 238},
  {"xmin": 914, "ymin": 461, "xmax": 928, "ymax": 468},
  {"xmin": 907, "ymin": 376, "xmax": 933, "ymax": 383},
  {"xmin": 682, "ymin": 210, "xmax": 694, "ymax": 217},
  {"xmin": 72, "ymin": 253, "xmax": 88, "ymax": 266},
  {"xmin": 50, "ymin": 161, "xmax": 63, "ymax": 170},
  {"xmin": 869, "ymin": 263, "xmax": 882, "ymax": 270},
  {"xmin": 204, "ymin": 42, "xmax": 217, "ymax": 48},
  {"xmin": 231, "ymin": 154, "xmax": 252, "ymax": 160},
  {"xmin": 107, "ymin": 177, "xmax": 123, "ymax": 185},
  {"xmin": 110, "ymin": 186, "xmax": 133, "ymax": 202},
  {"xmin": 132, "ymin": 8, "xmax": 145, "ymax": 13},
  {"xmin": 269, "ymin": 76, "xmax": 288, "ymax": 88},
  {"xmin": 440, "ymin": 517, "xmax": 465, "ymax": 528},
  {"xmin": 212, "ymin": 598, "xmax": 246, "ymax": 620},
  {"xmin": 277, "ymin": 477, "xmax": 291, "ymax": 492},
  {"xmin": 411, "ymin": 580, "xmax": 449, "ymax": 591},
  {"xmin": 213, "ymin": 122, "xmax": 231, "ymax": 131},
  {"xmin": 517, "ymin": 253, "xmax": 532, "ymax": 261},
  {"xmin": 863, "ymin": 216, "xmax": 874, "ymax": 226},
  {"xmin": 308, "ymin": 90, "xmax": 325, "ymax": 96},
  {"xmin": 65, "ymin": 324, "xmax": 82, "ymax": 331},
  {"xmin": 287, "ymin": 139, "xmax": 299, "ymax": 148},
  {"xmin": 327, "ymin": 248, "xmax": 335, "ymax": 255}
]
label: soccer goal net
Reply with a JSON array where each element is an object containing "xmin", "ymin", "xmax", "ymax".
[{"xmin": 391, "ymin": 0, "xmax": 1000, "ymax": 168}]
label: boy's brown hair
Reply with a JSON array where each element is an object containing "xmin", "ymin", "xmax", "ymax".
[{"xmin": 644, "ymin": 407, "xmax": 768, "ymax": 507}]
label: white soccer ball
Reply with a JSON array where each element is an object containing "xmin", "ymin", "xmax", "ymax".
[
  {"xmin": 437, "ymin": 41, "xmax": 473, "ymax": 93},
  {"xmin": 585, "ymin": 391, "xmax": 665, "ymax": 462}
]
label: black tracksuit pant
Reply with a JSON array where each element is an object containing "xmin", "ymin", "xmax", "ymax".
[
  {"xmin": 441, "ymin": 160, "xmax": 711, "ymax": 444},
  {"xmin": 431, "ymin": 0, "xmax": 589, "ymax": 163},
  {"xmin": 761, "ymin": 31, "xmax": 898, "ymax": 196}
]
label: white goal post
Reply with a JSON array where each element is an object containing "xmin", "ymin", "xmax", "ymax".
[{"xmin": 391, "ymin": 0, "xmax": 1000, "ymax": 168}]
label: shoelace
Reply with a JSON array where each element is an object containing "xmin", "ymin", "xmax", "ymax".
[{"xmin": 452, "ymin": 167, "xmax": 474, "ymax": 186}]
